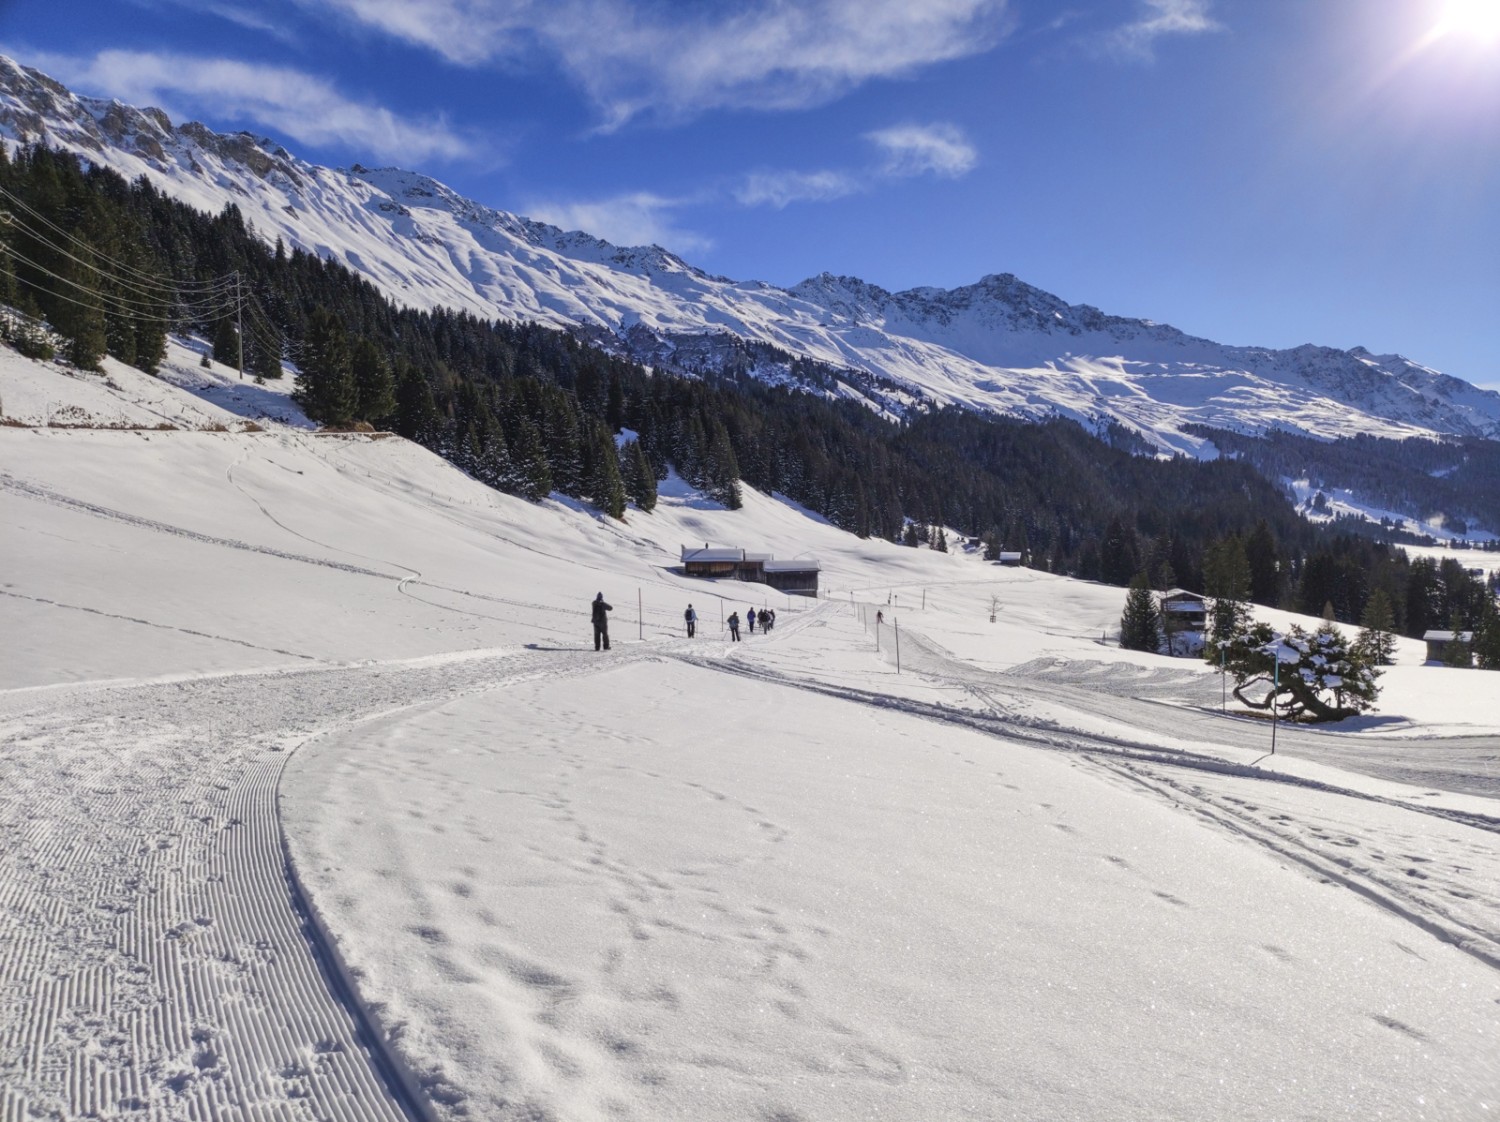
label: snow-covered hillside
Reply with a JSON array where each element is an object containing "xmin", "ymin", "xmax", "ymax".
[
  {"xmin": 5, "ymin": 337, "xmax": 1500, "ymax": 1121},
  {"xmin": 4, "ymin": 54, "xmax": 1499, "ymax": 455}
]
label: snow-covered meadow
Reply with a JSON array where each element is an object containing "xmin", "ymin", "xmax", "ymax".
[{"xmin": 3, "ymin": 343, "xmax": 1498, "ymax": 1120}]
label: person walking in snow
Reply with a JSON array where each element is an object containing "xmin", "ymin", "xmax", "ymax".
[
  {"xmin": 758, "ymin": 608, "xmax": 770, "ymax": 633},
  {"xmin": 746, "ymin": 606, "xmax": 756, "ymax": 633},
  {"xmin": 591, "ymin": 592, "xmax": 613, "ymax": 651},
  {"xmin": 767, "ymin": 608, "xmax": 776, "ymax": 631},
  {"xmin": 684, "ymin": 604, "xmax": 697, "ymax": 638},
  {"xmin": 727, "ymin": 611, "xmax": 741, "ymax": 641}
]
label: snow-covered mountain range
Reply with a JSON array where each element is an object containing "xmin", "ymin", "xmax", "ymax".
[{"xmin": 4, "ymin": 54, "xmax": 1499, "ymax": 453}]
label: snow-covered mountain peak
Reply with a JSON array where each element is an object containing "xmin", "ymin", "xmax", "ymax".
[{"xmin": 3, "ymin": 54, "xmax": 1498, "ymax": 450}]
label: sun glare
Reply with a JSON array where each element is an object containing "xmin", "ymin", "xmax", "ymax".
[{"xmin": 1433, "ymin": 0, "xmax": 1500, "ymax": 46}]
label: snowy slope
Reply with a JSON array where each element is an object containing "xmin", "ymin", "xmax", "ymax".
[
  {"xmin": 5, "ymin": 338, "xmax": 1500, "ymax": 1120},
  {"xmin": 4, "ymin": 54, "xmax": 1499, "ymax": 455}
]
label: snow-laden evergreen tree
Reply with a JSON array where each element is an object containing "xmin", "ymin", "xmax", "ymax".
[
  {"xmin": 621, "ymin": 439, "xmax": 657, "ymax": 513},
  {"xmin": 1119, "ymin": 572, "xmax": 1162, "ymax": 652},
  {"xmin": 581, "ymin": 419, "xmax": 626, "ymax": 518},
  {"xmin": 1222, "ymin": 620, "xmax": 1380, "ymax": 722}
]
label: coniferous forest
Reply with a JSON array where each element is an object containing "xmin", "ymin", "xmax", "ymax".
[{"xmin": 2, "ymin": 141, "xmax": 1496, "ymax": 643}]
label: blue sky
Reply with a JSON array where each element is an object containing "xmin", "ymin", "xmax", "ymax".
[{"xmin": 4, "ymin": 0, "xmax": 1498, "ymax": 389}]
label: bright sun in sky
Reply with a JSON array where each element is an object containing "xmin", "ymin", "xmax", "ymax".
[{"xmin": 1432, "ymin": 0, "xmax": 1500, "ymax": 45}]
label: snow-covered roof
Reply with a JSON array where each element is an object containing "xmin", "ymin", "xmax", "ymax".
[
  {"xmin": 1161, "ymin": 588, "xmax": 1206, "ymax": 602},
  {"xmin": 683, "ymin": 547, "xmax": 745, "ymax": 563},
  {"xmin": 763, "ymin": 559, "xmax": 820, "ymax": 572},
  {"xmin": 1422, "ymin": 630, "xmax": 1474, "ymax": 642},
  {"xmin": 1164, "ymin": 600, "xmax": 1207, "ymax": 614}
]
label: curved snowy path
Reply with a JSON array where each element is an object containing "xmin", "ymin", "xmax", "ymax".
[
  {"xmin": 282, "ymin": 606, "xmax": 1500, "ymax": 1122},
  {"xmin": 0, "ymin": 645, "xmax": 644, "ymax": 1121}
]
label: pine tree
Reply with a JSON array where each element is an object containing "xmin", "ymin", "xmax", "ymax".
[
  {"xmin": 1120, "ymin": 572, "xmax": 1163, "ymax": 652},
  {"xmin": 211, "ymin": 315, "xmax": 240, "ymax": 369},
  {"xmin": 704, "ymin": 420, "xmax": 741, "ymax": 509},
  {"xmin": 1245, "ymin": 519, "xmax": 1280, "ymax": 606},
  {"xmin": 621, "ymin": 439, "xmax": 657, "ymax": 513},
  {"xmin": 1355, "ymin": 588, "xmax": 1398, "ymax": 666},
  {"xmin": 1473, "ymin": 595, "xmax": 1500, "ymax": 671},
  {"xmin": 508, "ymin": 417, "xmax": 553, "ymax": 500},
  {"xmin": 49, "ymin": 238, "xmax": 108, "ymax": 371},
  {"xmin": 392, "ymin": 361, "xmax": 441, "ymax": 446},
  {"xmin": 351, "ymin": 337, "xmax": 396, "ymax": 424},
  {"xmin": 1203, "ymin": 535, "xmax": 1251, "ymax": 656},
  {"xmin": 294, "ymin": 307, "xmax": 356, "ymax": 425}
]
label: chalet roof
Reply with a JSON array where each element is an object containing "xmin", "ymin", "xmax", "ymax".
[
  {"xmin": 1161, "ymin": 588, "xmax": 1206, "ymax": 603},
  {"xmin": 1163, "ymin": 598, "xmax": 1206, "ymax": 613},
  {"xmin": 763, "ymin": 559, "xmax": 820, "ymax": 572},
  {"xmin": 1423, "ymin": 630, "xmax": 1474, "ymax": 642},
  {"xmin": 683, "ymin": 547, "xmax": 745, "ymax": 563}
]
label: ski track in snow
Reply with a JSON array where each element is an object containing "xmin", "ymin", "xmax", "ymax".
[
  {"xmin": 672, "ymin": 615, "xmax": 1500, "ymax": 971},
  {"xmin": 5, "ymin": 600, "xmax": 1499, "ymax": 1119},
  {"xmin": 0, "ymin": 647, "xmax": 646, "ymax": 1121}
]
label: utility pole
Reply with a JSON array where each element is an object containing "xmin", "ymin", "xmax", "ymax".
[{"xmin": 235, "ymin": 271, "xmax": 244, "ymax": 380}]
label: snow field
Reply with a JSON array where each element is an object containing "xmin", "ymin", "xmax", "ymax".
[
  {"xmin": 4, "ymin": 342, "xmax": 1500, "ymax": 1120},
  {"xmin": 283, "ymin": 637, "xmax": 1500, "ymax": 1121}
]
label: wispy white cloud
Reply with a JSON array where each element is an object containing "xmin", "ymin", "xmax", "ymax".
[
  {"xmin": 33, "ymin": 49, "xmax": 474, "ymax": 164},
  {"xmin": 524, "ymin": 191, "xmax": 713, "ymax": 254},
  {"xmin": 733, "ymin": 169, "xmax": 861, "ymax": 209},
  {"xmin": 299, "ymin": 0, "xmax": 1015, "ymax": 127},
  {"xmin": 1101, "ymin": 0, "xmax": 1221, "ymax": 61},
  {"xmin": 733, "ymin": 121, "xmax": 978, "ymax": 211},
  {"xmin": 866, "ymin": 123, "xmax": 978, "ymax": 178}
]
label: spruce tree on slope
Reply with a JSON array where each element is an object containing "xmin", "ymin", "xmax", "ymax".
[
  {"xmin": 1120, "ymin": 572, "xmax": 1162, "ymax": 652},
  {"xmin": 351, "ymin": 337, "xmax": 396, "ymax": 425},
  {"xmin": 294, "ymin": 308, "xmax": 356, "ymax": 426},
  {"xmin": 1355, "ymin": 588, "xmax": 1398, "ymax": 666},
  {"xmin": 1473, "ymin": 596, "xmax": 1500, "ymax": 671}
]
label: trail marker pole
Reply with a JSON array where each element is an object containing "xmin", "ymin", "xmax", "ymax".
[
  {"xmin": 895, "ymin": 620, "xmax": 901, "ymax": 674},
  {"xmin": 922, "ymin": 589, "xmax": 926, "ymax": 611},
  {"xmin": 1220, "ymin": 646, "xmax": 1227, "ymax": 715},
  {"xmin": 638, "ymin": 588, "xmax": 643, "ymax": 640},
  {"xmin": 1270, "ymin": 656, "xmax": 1279, "ymax": 756}
]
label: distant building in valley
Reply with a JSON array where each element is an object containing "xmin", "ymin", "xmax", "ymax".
[{"xmin": 681, "ymin": 545, "xmax": 820, "ymax": 596}]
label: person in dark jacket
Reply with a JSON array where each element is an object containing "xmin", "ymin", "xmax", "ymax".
[
  {"xmin": 746, "ymin": 605, "xmax": 756, "ymax": 633},
  {"xmin": 684, "ymin": 604, "xmax": 697, "ymax": 638},
  {"xmin": 591, "ymin": 592, "xmax": 612, "ymax": 650},
  {"xmin": 727, "ymin": 611, "xmax": 741, "ymax": 641}
]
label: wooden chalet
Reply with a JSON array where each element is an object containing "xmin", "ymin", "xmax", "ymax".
[
  {"xmin": 681, "ymin": 545, "xmax": 821, "ymax": 596},
  {"xmin": 1423, "ymin": 629, "xmax": 1473, "ymax": 664}
]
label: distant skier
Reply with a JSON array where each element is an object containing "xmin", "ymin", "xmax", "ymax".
[
  {"xmin": 591, "ymin": 592, "xmax": 613, "ymax": 651},
  {"xmin": 685, "ymin": 604, "xmax": 697, "ymax": 638},
  {"xmin": 727, "ymin": 611, "xmax": 741, "ymax": 641}
]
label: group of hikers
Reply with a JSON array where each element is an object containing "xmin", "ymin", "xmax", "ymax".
[
  {"xmin": 722, "ymin": 605, "xmax": 775, "ymax": 641},
  {"xmin": 590, "ymin": 592, "xmax": 776, "ymax": 650}
]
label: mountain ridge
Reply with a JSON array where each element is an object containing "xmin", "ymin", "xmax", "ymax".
[{"xmin": 3, "ymin": 53, "xmax": 1498, "ymax": 452}]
